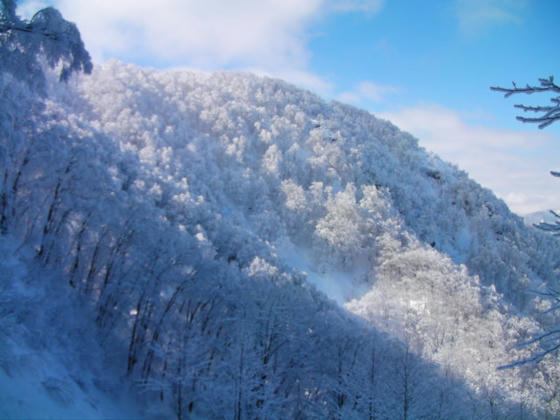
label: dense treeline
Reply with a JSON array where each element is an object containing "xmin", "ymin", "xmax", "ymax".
[
  {"xmin": 0, "ymin": 71, "xmax": 483, "ymax": 418},
  {"xmin": 0, "ymin": 62, "xmax": 555, "ymax": 419},
  {"xmin": 2, "ymin": 4, "xmax": 560, "ymax": 418}
]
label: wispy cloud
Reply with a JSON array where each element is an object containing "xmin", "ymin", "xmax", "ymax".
[
  {"xmin": 19, "ymin": 0, "xmax": 383, "ymax": 94},
  {"xmin": 247, "ymin": 66, "xmax": 334, "ymax": 96},
  {"xmin": 325, "ymin": 0, "xmax": 384, "ymax": 14},
  {"xmin": 50, "ymin": 0, "xmax": 320, "ymax": 69},
  {"xmin": 379, "ymin": 104, "xmax": 560, "ymax": 214},
  {"xmin": 337, "ymin": 81, "xmax": 401, "ymax": 105},
  {"xmin": 455, "ymin": 0, "xmax": 527, "ymax": 36},
  {"xmin": 16, "ymin": 0, "xmax": 50, "ymax": 18}
]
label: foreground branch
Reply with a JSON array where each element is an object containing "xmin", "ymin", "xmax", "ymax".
[{"xmin": 491, "ymin": 76, "xmax": 560, "ymax": 128}]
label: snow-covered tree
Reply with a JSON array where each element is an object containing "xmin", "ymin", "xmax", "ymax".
[
  {"xmin": 4, "ymin": 36, "xmax": 560, "ymax": 416},
  {"xmin": 0, "ymin": 0, "xmax": 92, "ymax": 91}
]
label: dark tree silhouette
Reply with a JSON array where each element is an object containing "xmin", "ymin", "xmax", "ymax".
[
  {"xmin": 0, "ymin": 0, "xmax": 92, "ymax": 90},
  {"xmin": 491, "ymin": 76, "xmax": 560, "ymax": 129}
]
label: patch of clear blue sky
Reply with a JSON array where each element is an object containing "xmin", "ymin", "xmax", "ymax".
[{"xmin": 307, "ymin": 0, "xmax": 560, "ymax": 133}]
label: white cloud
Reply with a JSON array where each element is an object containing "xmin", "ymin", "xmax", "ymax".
[
  {"xmin": 49, "ymin": 0, "xmax": 319, "ymax": 69},
  {"xmin": 455, "ymin": 0, "xmax": 526, "ymax": 36},
  {"xmin": 16, "ymin": 0, "xmax": 49, "ymax": 19},
  {"xmin": 248, "ymin": 66, "xmax": 334, "ymax": 96},
  {"xmin": 379, "ymin": 104, "xmax": 560, "ymax": 215},
  {"xmin": 337, "ymin": 81, "xmax": 401, "ymax": 105},
  {"xmin": 325, "ymin": 0, "xmax": 384, "ymax": 13},
  {"xmin": 14, "ymin": 0, "xmax": 382, "ymax": 93},
  {"xmin": 15, "ymin": 1, "xmax": 367, "ymax": 86}
]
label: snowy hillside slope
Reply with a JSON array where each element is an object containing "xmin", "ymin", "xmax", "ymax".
[
  {"xmin": 0, "ymin": 236, "xmax": 168, "ymax": 419},
  {"xmin": 2, "ymin": 58, "xmax": 560, "ymax": 418},
  {"xmin": 72, "ymin": 61, "xmax": 558, "ymax": 310},
  {"xmin": 68, "ymin": 61, "xmax": 560, "ymax": 411}
]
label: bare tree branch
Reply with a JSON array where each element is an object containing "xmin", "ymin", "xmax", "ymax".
[
  {"xmin": 0, "ymin": 22, "xmax": 59, "ymax": 40},
  {"xmin": 491, "ymin": 76, "xmax": 560, "ymax": 128}
]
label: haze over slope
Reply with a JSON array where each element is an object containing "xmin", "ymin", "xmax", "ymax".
[{"xmin": 2, "ymin": 58, "xmax": 560, "ymax": 418}]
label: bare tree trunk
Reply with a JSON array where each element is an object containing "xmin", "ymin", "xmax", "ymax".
[
  {"xmin": 37, "ymin": 159, "xmax": 73, "ymax": 260},
  {"xmin": 0, "ymin": 170, "xmax": 8, "ymax": 234},
  {"xmin": 368, "ymin": 344, "xmax": 377, "ymax": 420},
  {"xmin": 235, "ymin": 342, "xmax": 245, "ymax": 420},
  {"xmin": 69, "ymin": 216, "xmax": 88, "ymax": 288},
  {"xmin": 84, "ymin": 235, "xmax": 102, "ymax": 295},
  {"xmin": 127, "ymin": 290, "xmax": 146, "ymax": 374},
  {"xmin": 142, "ymin": 280, "xmax": 188, "ymax": 381}
]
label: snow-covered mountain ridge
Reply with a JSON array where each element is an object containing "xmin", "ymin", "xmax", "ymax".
[
  {"xmin": 71, "ymin": 60, "xmax": 557, "ymax": 307},
  {"xmin": 2, "ymin": 59, "xmax": 560, "ymax": 418}
]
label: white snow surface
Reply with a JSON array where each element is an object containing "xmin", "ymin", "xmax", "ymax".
[
  {"xmin": 2, "ymin": 59, "xmax": 560, "ymax": 417},
  {"xmin": 273, "ymin": 237, "xmax": 370, "ymax": 305},
  {"xmin": 50, "ymin": 62, "xmax": 560, "ymax": 408},
  {"xmin": 0, "ymin": 236, "xmax": 169, "ymax": 420}
]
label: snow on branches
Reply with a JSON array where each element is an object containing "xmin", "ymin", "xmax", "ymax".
[
  {"xmin": 0, "ymin": 0, "xmax": 92, "ymax": 92},
  {"xmin": 491, "ymin": 76, "xmax": 560, "ymax": 129}
]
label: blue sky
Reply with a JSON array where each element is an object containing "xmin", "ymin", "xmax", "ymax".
[{"xmin": 19, "ymin": 0, "xmax": 560, "ymax": 214}]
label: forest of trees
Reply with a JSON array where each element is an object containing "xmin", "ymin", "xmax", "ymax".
[{"xmin": 2, "ymin": 2, "xmax": 560, "ymax": 419}]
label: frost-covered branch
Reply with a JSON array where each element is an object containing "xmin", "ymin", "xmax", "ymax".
[
  {"xmin": 0, "ymin": 22, "xmax": 59, "ymax": 40},
  {"xmin": 537, "ymin": 214, "xmax": 560, "ymax": 236},
  {"xmin": 0, "ymin": 1, "xmax": 92, "ymax": 90},
  {"xmin": 499, "ymin": 328, "xmax": 560, "ymax": 369},
  {"xmin": 491, "ymin": 76, "xmax": 560, "ymax": 128},
  {"xmin": 534, "ymin": 171, "xmax": 560, "ymax": 236}
]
